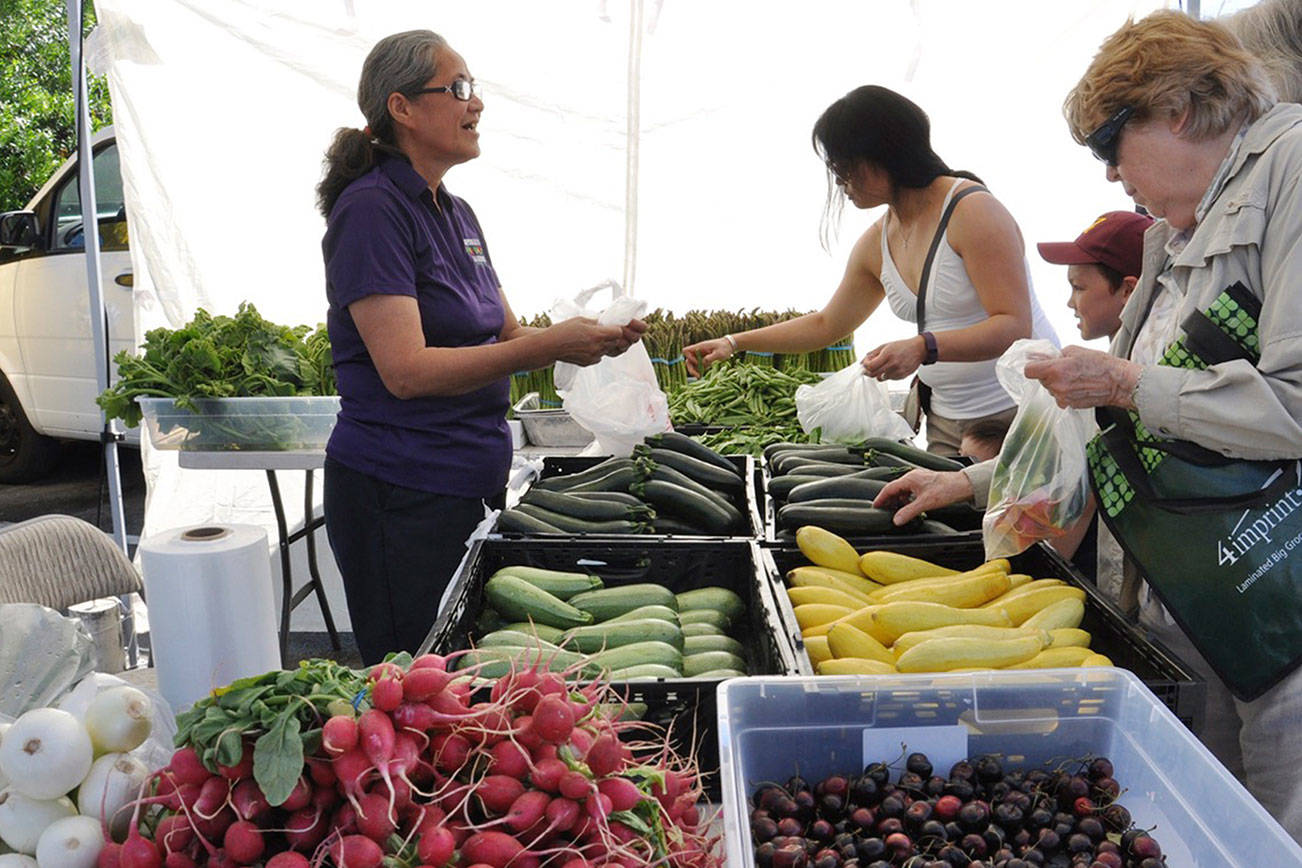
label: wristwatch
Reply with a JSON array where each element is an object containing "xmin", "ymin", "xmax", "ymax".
[{"xmin": 920, "ymin": 331, "xmax": 939, "ymax": 365}]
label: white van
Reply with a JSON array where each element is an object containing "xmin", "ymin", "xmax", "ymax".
[{"xmin": 0, "ymin": 128, "xmax": 137, "ymax": 482}]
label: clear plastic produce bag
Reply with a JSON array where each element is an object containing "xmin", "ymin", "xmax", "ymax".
[
  {"xmin": 795, "ymin": 362, "xmax": 915, "ymax": 444},
  {"xmin": 983, "ymin": 340, "xmax": 1094, "ymax": 559},
  {"xmin": 552, "ymin": 280, "xmax": 669, "ymax": 456}
]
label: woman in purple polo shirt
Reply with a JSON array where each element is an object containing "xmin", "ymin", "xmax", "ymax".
[{"xmin": 315, "ymin": 30, "xmax": 644, "ymax": 664}]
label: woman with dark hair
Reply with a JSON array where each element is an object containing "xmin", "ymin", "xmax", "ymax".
[
  {"xmin": 684, "ymin": 85, "xmax": 1056, "ymax": 454},
  {"xmin": 318, "ymin": 30, "xmax": 645, "ymax": 663}
]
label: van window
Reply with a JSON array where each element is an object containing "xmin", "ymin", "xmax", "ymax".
[{"xmin": 49, "ymin": 143, "xmax": 128, "ymax": 252}]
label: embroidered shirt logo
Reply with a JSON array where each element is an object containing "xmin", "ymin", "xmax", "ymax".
[{"xmin": 463, "ymin": 237, "xmax": 487, "ymax": 264}]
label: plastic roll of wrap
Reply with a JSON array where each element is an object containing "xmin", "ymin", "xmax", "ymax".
[{"xmin": 139, "ymin": 524, "xmax": 279, "ymax": 710}]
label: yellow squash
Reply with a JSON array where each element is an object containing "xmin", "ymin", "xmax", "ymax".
[
  {"xmin": 1022, "ymin": 598, "xmax": 1086, "ymax": 631},
  {"xmin": 995, "ymin": 586, "xmax": 1088, "ymax": 627},
  {"xmin": 892, "ymin": 624, "xmax": 1047, "ymax": 656},
  {"xmin": 793, "ymin": 603, "xmax": 855, "ymax": 631},
  {"xmin": 858, "ymin": 550, "xmax": 959, "ymax": 584},
  {"xmin": 1081, "ymin": 652, "xmax": 1114, "ymax": 667},
  {"xmin": 803, "ymin": 634, "xmax": 833, "ymax": 666},
  {"xmin": 1006, "ymin": 645, "xmax": 1095, "ymax": 669},
  {"xmin": 817, "ymin": 657, "xmax": 897, "ymax": 675},
  {"xmin": 786, "ymin": 586, "xmax": 870, "ymax": 610},
  {"xmin": 870, "ymin": 570, "xmax": 1012, "ymax": 609},
  {"xmin": 826, "ymin": 622, "xmax": 895, "ymax": 665},
  {"xmin": 787, "ymin": 567, "xmax": 878, "ymax": 603},
  {"xmin": 871, "ymin": 601, "xmax": 1013, "ymax": 644},
  {"xmin": 1046, "ymin": 627, "xmax": 1091, "ymax": 648},
  {"xmin": 796, "ymin": 526, "xmax": 865, "ymax": 576},
  {"xmin": 895, "ymin": 634, "xmax": 1045, "ymax": 673}
]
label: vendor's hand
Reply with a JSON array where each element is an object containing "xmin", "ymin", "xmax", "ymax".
[
  {"xmin": 683, "ymin": 337, "xmax": 735, "ymax": 377},
  {"xmin": 1024, "ymin": 346, "xmax": 1141, "ymax": 410},
  {"xmin": 861, "ymin": 336, "xmax": 926, "ymax": 381},
  {"xmin": 873, "ymin": 468, "xmax": 974, "ymax": 526},
  {"xmin": 546, "ymin": 317, "xmax": 630, "ymax": 366}
]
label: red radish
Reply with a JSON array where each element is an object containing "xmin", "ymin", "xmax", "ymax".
[
  {"xmin": 332, "ymin": 802, "xmax": 360, "ymax": 835},
  {"xmin": 429, "ymin": 688, "xmax": 475, "ymax": 717},
  {"xmin": 168, "ymin": 747, "xmax": 212, "ymax": 787},
  {"xmin": 597, "ymin": 777, "xmax": 641, "ymax": 812},
  {"xmin": 546, "ymin": 797, "xmax": 581, "ymax": 833},
  {"xmin": 154, "ymin": 814, "xmax": 194, "ymax": 854},
  {"xmin": 328, "ymin": 834, "xmax": 384, "ymax": 868},
  {"xmin": 505, "ymin": 789, "xmax": 551, "ymax": 835},
  {"xmin": 403, "ymin": 667, "xmax": 452, "ymax": 701},
  {"xmin": 193, "ymin": 806, "xmax": 236, "ymax": 842},
  {"xmin": 231, "ymin": 779, "xmax": 270, "ymax": 822},
  {"xmin": 559, "ymin": 859, "xmax": 591, "ymax": 868},
  {"xmin": 216, "ymin": 742, "xmax": 253, "ymax": 781},
  {"xmin": 568, "ymin": 727, "xmax": 595, "ymax": 756},
  {"xmin": 163, "ymin": 853, "xmax": 196, "ymax": 868},
  {"xmin": 332, "ymin": 748, "xmax": 374, "ymax": 808},
  {"xmin": 489, "ymin": 739, "xmax": 530, "ymax": 779},
  {"xmin": 530, "ymin": 758, "xmax": 568, "ymax": 793},
  {"xmin": 280, "ymin": 776, "xmax": 312, "ymax": 812},
  {"xmin": 222, "ymin": 820, "xmax": 264, "ymax": 864},
  {"xmin": 585, "ymin": 792, "xmax": 613, "ymax": 822},
  {"xmin": 194, "ymin": 776, "xmax": 231, "ymax": 818},
  {"xmin": 680, "ymin": 802, "xmax": 700, "ymax": 826},
  {"xmin": 98, "ymin": 843, "xmax": 123, "ymax": 868},
  {"xmin": 585, "ymin": 733, "xmax": 622, "ymax": 777},
  {"xmin": 430, "ymin": 733, "xmax": 471, "ymax": 773},
  {"xmin": 306, "ymin": 757, "xmax": 337, "ymax": 788},
  {"xmin": 477, "ymin": 774, "xmax": 526, "ymax": 815},
  {"xmin": 417, "ymin": 824, "xmax": 456, "ymax": 866},
  {"xmin": 354, "ymin": 791, "xmax": 397, "ymax": 841},
  {"xmin": 410, "ymin": 653, "xmax": 448, "ymax": 671},
  {"xmin": 372, "ymin": 676, "xmax": 404, "ymax": 712},
  {"xmin": 513, "ymin": 716, "xmax": 543, "ymax": 751},
  {"xmin": 208, "ymin": 850, "xmax": 238, "ymax": 868},
  {"xmin": 559, "ymin": 770, "xmax": 592, "ymax": 801},
  {"xmin": 266, "ymin": 854, "xmax": 311, "ymax": 868},
  {"xmin": 461, "ymin": 831, "xmax": 525, "ymax": 868},
  {"xmin": 533, "ymin": 743, "xmax": 559, "ymax": 762},
  {"xmin": 120, "ymin": 830, "xmax": 162, "ymax": 868},
  {"xmin": 392, "ymin": 702, "xmax": 438, "ymax": 732},
  {"xmin": 322, "ymin": 714, "xmax": 359, "ymax": 756},
  {"xmin": 369, "ymin": 661, "xmax": 403, "ymax": 682},
  {"xmin": 312, "ymin": 784, "xmax": 340, "ymax": 812},
  {"xmin": 283, "ymin": 808, "xmax": 326, "ymax": 852}
]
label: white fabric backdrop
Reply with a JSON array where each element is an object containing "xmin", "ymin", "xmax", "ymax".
[{"xmin": 89, "ymin": 0, "xmax": 1169, "ymax": 629}]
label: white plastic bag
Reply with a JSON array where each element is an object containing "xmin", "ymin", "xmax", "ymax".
[
  {"xmin": 983, "ymin": 339, "xmax": 1095, "ymax": 559},
  {"xmin": 551, "ymin": 280, "xmax": 669, "ymax": 456},
  {"xmin": 795, "ymin": 363, "xmax": 915, "ymax": 444}
]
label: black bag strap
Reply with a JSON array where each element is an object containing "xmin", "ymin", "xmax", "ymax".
[{"xmin": 916, "ymin": 184, "xmax": 987, "ymax": 331}]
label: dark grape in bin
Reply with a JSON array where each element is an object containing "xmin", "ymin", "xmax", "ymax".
[
  {"xmin": 418, "ymin": 537, "xmax": 801, "ymax": 798},
  {"xmin": 762, "ymin": 539, "xmax": 1207, "ymax": 733}
]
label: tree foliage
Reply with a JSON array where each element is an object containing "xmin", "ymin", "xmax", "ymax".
[{"xmin": 0, "ymin": 0, "xmax": 113, "ymax": 212}]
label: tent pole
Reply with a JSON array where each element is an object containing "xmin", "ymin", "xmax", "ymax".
[
  {"xmin": 622, "ymin": 0, "xmax": 644, "ymax": 296},
  {"xmin": 67, "ymin": 0, "xmax": 128, "ymax": 557}
]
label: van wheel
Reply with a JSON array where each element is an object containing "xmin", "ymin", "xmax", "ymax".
[{"xmin": 0, "ymin": 372, "xmax": 61, "ymax": 483}]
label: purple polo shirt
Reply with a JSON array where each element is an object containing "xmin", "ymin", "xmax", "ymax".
[{"xmin": 323, "ymin": 153, "xmax": 510, "ymax": 498}]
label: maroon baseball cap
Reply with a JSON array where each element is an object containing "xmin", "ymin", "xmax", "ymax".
[{"xmin": 1037, "ymin": 210, "xmax": 1153, "ymax": 277}]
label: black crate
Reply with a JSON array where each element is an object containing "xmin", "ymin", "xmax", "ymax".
[
  {"xmin": 763, "ymin": 540, "xmax": 1207, "ymax": 734},
  {"xmin": 418, "ymin": 537, "xmax": 801, "ymax": 798},
  {"xmin": 758, "ymin": 455, "xmax": 984, "ymax": 546},
  {"xmin": 496, "ymin": 455, "xmax": 763, "ymax": 540}
]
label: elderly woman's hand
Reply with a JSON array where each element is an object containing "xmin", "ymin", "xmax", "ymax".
[
  {"xmin": 1023, "ymin": 346, "xmax": 1143, "ymax": 410},
  {"xmin": 872, "ymin": 468, "xmax": 974, "ymax": 526}
]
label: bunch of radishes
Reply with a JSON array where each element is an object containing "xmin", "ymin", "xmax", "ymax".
[
  {"xmin": 0, "ymin": 685, "xmax": 155, "ymax": 868},
  {"xmin": 108, "ymin": 653, "xmax": 720, "ymax": 868}
]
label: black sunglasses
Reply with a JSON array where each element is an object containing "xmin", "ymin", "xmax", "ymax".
[
  {"xmin": 411, "ymin": 79, "xmax": 482, "ymax": 102},
  {"xmin": 1085, "ymin": 105, "xmax": 1135, "ymax": 166}
]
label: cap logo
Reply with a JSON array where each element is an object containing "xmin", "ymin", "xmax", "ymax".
[{"xmin": 1084, "ymin": 215, "xmax": 1108, "ymax": 233}]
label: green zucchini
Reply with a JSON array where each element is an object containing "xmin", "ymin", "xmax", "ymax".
[
  {"xmin": 920, "ymin": 518, "xmax": 962, "ymax": 535},
  {"xmin": 566, "ymin": 491, "xmax": 648, "ymax": 508},
  {"xmin": 677, "ymin": 608, "xmax": 732, "ymax": 630},
  {"xmin": 633, "ymin": 445, "xmax": 743, "ymax": 490},
  {"xmin": 496, "ymin": 508, "xmax": 565, "ymax": 534},
  {"xmin": 682, "ymin": 634, "xmax": 745, "ymax": 656},
  {"xmin": 491, "ymin": 565, "xmax": 602, "ymax": 599},
  {"xmin": 476, "ymin": 608, "xmax": 508, "ymax": 634},
  {"xmin": 514, "ymin": 503, "xmax": 647, "ymax": 535},
  {"xmin": 788, "ymin": 477, "xmax": 889, "ymax": 503},
  {"xmin": 682, "ymin": 650, "xmax": 747, "ymax": 677},
  {"xmin": 787, "ymin": 497, "xmax": 896, "ymax": 511},
  {"xmin": 676, "ymin": 586, "xmax": 745, "ymax": 623},
  {"xmin": 501, "ymin": 622, "xmax": 567, "ymax": 643},
  {"xmin": 606, "ymin": 604, "xmax": 680, "ymax": 625},
  {"xmin": 651, "ymin": 517, "xmax": 706, "ymax": 536},
  {"xmin": 454, "ymin": 646, "xmax": 591, "ymax": 678},
  {"xmin": 567, "ymin": 584, "xmax": 679, "ymax": 621},
  {"xmin": 772, "ymin": 461, "xmax": 871, "ymax": 478},
  {"xmin": 609, "ymin": 663, "xmax": 683, "ymax": 681},
  {"xmin": 587, "ymin": 640, "xmax": 684, "ymax": 673},
  {"xmin": 477, "ymin": 630, "xmax": 566, "ymax": 651},
  {"xmin": 861, "ymin": 437, "xmax": 964, "ymax": 472},
  {"xmin": 776, "ymin": 502, "xmax": 918, "ymax": 535},
  {"xmin": 519, "ymin": 488, "xmax": 650, "ymax": 522},
  {"xmin": 632, "ymin": 479, "xmax": 740, "ymax": 534},
  {"xmin": 634, "ymin": 460, "xmax": 741, "ymax": 516},
  {"xmin": 483, "ymin": 574, "xmax": 593, "ymax": 629},
  {"xmin": 763, "ymin": 441, "xmax": 830, "ymax": 463},
  {"xmin": 644, "ymin": 431, "xmax": 737, "ymax": 474},
  {"xmin": 766, "ymin": 475, "xmax": 827, "ymax": 501},
  {"xmin": 560, "ymin": 618, "xmax": 684, "ymax": 653},
  {"xmin": 680, "ymin": 621, "xmax": 727, "ymax": 638},
  {"xmin": 773, "ymin": 448, "xmax": 864, "ymax": 475},
  {"xmin": 557, "ymin": 466, "xmax": 641, "ymax": 494},
  {"xmin": 532, "ymin": 457, "xmax": 635, "ymax": 490},
  {"xmin": 688, "ymin": 668, "xmax": 748, "ymax": 679}
]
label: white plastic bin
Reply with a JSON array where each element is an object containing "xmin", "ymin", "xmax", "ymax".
[{"xmin": 716, "ymin": 670, "xmax": 1302, "ymax": 868}]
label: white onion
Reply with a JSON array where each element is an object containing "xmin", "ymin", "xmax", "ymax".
[
  {"xmin": 35, "ymin": 816, "xmax": 103, "ymax": 868},
  {"xmin": 83, "ymin": 686, "xmax": 152, "ymax": 756},
  {"xmin": 0, "ymin": 709, "xmax": 93, "ymax": 800},
  {"xmin": 76, "ymin": 753, "xmax": 148, "ymax": 840},
  {"xmin": 0, "ymin": 723, "xmax": 10, "ymax": 792},
  {"xmin": 56, "ymin": 674, "xmax": 128, "ymax": 723},
  {"xmin": 0, "ymin": 854, "xmax": 40, "ymax": 868},
  {"xmin": 0, "ymin": 790, "xmax": 77, "ymax": 855}
]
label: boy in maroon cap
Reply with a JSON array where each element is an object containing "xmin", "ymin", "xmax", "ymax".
[{"xmin": 1037, "ymin": 210, "xmax": 1153, "ymax": 341}]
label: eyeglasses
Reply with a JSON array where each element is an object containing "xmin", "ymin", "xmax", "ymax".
[
  {"xmin": 411, "ymin": 79, "xmax": 482, "ymax": 102},
  {"xmin": 1085, "ymin": 105, "xmax": 1135, "ymax": 166}
]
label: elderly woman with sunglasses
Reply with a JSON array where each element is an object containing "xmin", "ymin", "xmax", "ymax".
[
  {"xmin": 877, "ymin": 11, "xmax": 1302, "ymax": 840},
  {"xmin": 315, "ymin": 31, "xmax": 644, "ymax": 664},
  {"xmin": 683, "ymin": 85, "xmax": 1058, "ymax": 456}
]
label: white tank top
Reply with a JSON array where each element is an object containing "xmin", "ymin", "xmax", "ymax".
[{"xmin": 878, "ymin": 179, "xmax": 1060, "ymax": 419}]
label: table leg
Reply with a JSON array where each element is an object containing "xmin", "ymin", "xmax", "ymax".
[
  {"xmin": 266, "ymin": 469, "xmax": 292, "ymax": 667},
  {"xmin": 303, "ymin": 470, "xmax": 341, "ymax": 650}
]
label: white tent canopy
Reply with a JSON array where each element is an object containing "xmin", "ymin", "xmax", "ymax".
[{"xmin": 89, "ymin": 0, "xmax": 1171, "ymax": 626}]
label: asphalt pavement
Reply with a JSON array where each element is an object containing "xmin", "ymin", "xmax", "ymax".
[{"xmin": 0, "ymin": 441, "xmax": 147, "ymax": 534}]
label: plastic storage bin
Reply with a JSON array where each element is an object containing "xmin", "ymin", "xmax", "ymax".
[
  {"xmin": 717, "ymin": 671, "xmax": 1302, "ymax": 868},
  {"xmin": 137, "ymin": 396, "xmax": 340, "ymax": 451},
  {"xmin": 764, "ymin": 539, "xmax": 1206, "ymax": 732},
  {"xmin": 512, "ymin": 392, "xmax": 594, "ymax": 446}
]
